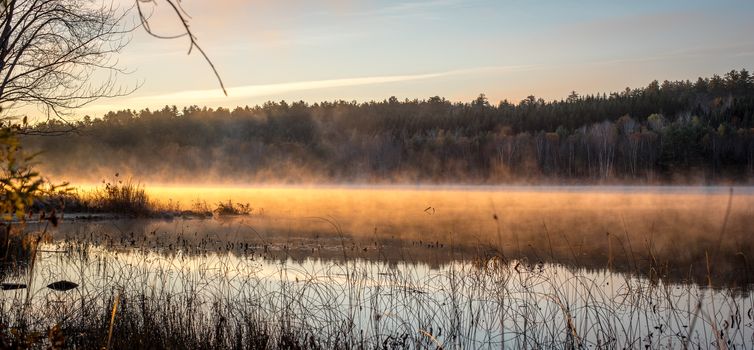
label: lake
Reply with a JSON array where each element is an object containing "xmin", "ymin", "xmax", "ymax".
[
  {"xmin": 3, "ymin": 185, "xmax": 754, "ymax": 348},
  {"xmin": 68, "ymin": 184, "xmax": 754, "ymax": 281}
]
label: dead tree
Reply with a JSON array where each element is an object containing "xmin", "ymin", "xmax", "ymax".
[
  {"xmin": 0, "ymin": 0, "xmax": 133, "ymax": 120},
  {"xmin": 0, "ymin": 0, "xmax": 225, "ymax": 124}
]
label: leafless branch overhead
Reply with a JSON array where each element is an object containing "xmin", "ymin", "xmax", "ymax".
[{"xmin": 135, "ymin": 0, "xmax": 227, "ymax": 96}]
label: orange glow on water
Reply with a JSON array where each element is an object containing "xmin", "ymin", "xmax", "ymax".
[{"xmin": 69, "ymin": 184, "xmax": 754, "ymax": 245}]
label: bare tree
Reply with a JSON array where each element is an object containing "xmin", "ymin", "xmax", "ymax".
[
  {"xmin": 0, "ymin": 0, "xmax": 226, "ymax": 230},
  {"xmin": 0, "ymin": 0, "xmax": 133, "ymax": 120},
  {"xmin": 0, "ymin": 0, "xmax": 225, "ymax": 122}
]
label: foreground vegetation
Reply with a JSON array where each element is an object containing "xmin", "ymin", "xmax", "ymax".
[
  {"xmin": 27, "ymin": 69, "xmax": 754, "ymax": 184},
  {"xmin": 1, "ymin": 180, "xmax": 750, "ymax": 349},
  {"xmin": 33, "ymin": 178, "xmax": 253, "ymax": 218},
  {"xmin": 0, "ymin": 234, "xmax": 751, "ymax": 349}
]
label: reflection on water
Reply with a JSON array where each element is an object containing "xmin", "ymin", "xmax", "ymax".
[
  {"xmin": 3, "ymin": 242, "xmax": 753, "ymax": 348},
  {"xmin": 3, "ymin": 186, "xmax": 753, "ymax": 348},
  {"xmin": 58, "ymin": 185, "xmax": 754, "ymax": 283}
]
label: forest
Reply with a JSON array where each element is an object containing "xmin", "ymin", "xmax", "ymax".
[{"xmin": 25, "ymin": 69, "xmax": 754, "ymax": 184}]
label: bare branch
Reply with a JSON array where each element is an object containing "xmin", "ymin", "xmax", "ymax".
[
  {"xmin": 0, "ymin": 0, "xmax": 226, "ymax": 134},
  {"xmin": 136, "ymin": 0, "xmax": 227, "ymax": 96},
  {"xmin": 0, "ymin": 0, "xmax": 136, "ymax": 122}
]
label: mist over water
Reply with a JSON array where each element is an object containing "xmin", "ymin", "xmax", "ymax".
[
  {"xmin": 21, "ymin": 184, "xmax": 754, "ymax": 348},
  {"xmin": 16, "ymin": 178, "xmax": 754, "ymax": 348},
  {"xmin": 25, "ymin": 77, "xmax": 754, "ymax": 187},
  {"xmin": 60, "ymin": 184, "xmax": 754, "ymax": 284},
  {"xmin": 6, "ymin": 0, "xmax": 754, "ymax": 344}
]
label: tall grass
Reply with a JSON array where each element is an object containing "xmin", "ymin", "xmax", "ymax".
[
  {"xmin": 1, "ymin": 189, "xmax": 750, "ymax": 349},
  {"xmin": 32, "ymin": 179, "xmax": 154, "ymax": 216},
  {"xmin": 92, "ymin": 179, "xmax": 152, "ymax": 215},
  {"xmin": 1, "ymin": 232, "xmax": 751, "ymax": 349},
  {"xmin": 33, "ymin": 182, "xmax": 254, "ymax": 219},
  {"xmin": 213, "ymin": 200, "xmax": 252, "ymax": 216}
]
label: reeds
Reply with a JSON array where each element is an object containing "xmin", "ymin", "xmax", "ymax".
[
  {"xmin": 0, "ymin": 232, "xmax": 751, "ymax": 349},
  {"xmin": 32, "ymin": 179, "xmax": 153, "ymax": 217},
  {"xmin": 32, "ymin": 183, "xmax": 255, "ymax": 219},
  {"xmin": 1, "ymin": 187, "xmax": 751, "ymax": 349},
  {"xmin": 213, "ymin": 200, "xmax": 252, "ymax": 216},
  {"xmin": 93, "ymin": 179, "xmax": 152, "ymax": 215}
]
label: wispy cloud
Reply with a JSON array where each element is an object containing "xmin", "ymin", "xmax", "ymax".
[
  {"xmin": 306, "ymin": 0, "xmax": 471, "ymax": 20},
  {"xmin": 371, "ymin": 0, "xmax": 467, "ymax": 17},
  {"xmin": 583, "ymin": 42, "xmax": 754, "ymax": 67},
  {"xmin": 130, "ymin": 65, "xmax": 537, "ymax": 104}
]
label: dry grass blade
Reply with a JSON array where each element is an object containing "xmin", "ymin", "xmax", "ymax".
[
  {"xmin": 106, "ymin": 292, "xmax": 120, "ymax": 350},
  {"xmin": 419, "ymin": 329, "xmax": 444, "ymax": 349}
]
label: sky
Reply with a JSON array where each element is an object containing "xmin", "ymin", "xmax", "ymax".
[{"xmin": 41, "ymin": 0, "xmax": 754, "ymax": 118}]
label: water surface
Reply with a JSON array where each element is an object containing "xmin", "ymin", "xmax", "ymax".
[{"xmin": 67, "ymin": 185, "xmax": 754, "ymax": 283}]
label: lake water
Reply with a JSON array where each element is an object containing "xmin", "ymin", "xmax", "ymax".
[
  {"xmin": 69, "ymin": 184, "xmax": 754, "ymax": 281},
  {"xmin": 3, "ymin": 186, "xmax": 754, "ymax": 348}
]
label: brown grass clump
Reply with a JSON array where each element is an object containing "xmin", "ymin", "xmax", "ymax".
[{"xmin": 213, "ymin": 200, "xmax": 252, "ymax": 216}]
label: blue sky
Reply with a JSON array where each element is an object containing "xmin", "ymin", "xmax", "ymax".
[{"xmin": 76, "ymin": 0, "xmax": 754, "ymax": 117}]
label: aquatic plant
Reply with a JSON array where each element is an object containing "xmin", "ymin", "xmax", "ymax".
[
  {"xmin": 214, "ymin": 200, "xmax": 252, "ymax": 216},
  {"xmin": 0, "ymin": 215, "xmax": 750, "ymax": 349}
]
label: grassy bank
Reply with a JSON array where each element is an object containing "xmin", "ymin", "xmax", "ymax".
[{"xmin": 32, "ymin": 179, "xmax": 253, "ymax": 219}]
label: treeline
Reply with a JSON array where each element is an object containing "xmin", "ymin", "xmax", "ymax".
[{"xmin": 25, "ymin": 69, "xmax": 754, "ymax": 184}]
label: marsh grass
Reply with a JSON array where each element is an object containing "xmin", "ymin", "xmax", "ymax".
[
  {"xmin": 33, "ymin": 183, "xmax": 255, "ymax": 219},
  {"xmin": 1, "ymin": 188, "xmax": 751, "ymax": 349},
  {"xmin": 31, "ymin": 179, "xmax": 153, "ymax": 217},
  {"xmin": 93, "ymin": 179, "xmax": 152, "ymax": 215},
  {"xmin": 0, "ymin": 227, "xmax": 751, "ymax": 350},
  {"xmin": 191, "ymin": 200, "xmax": 214, "ymax": 217},
  {"xmin": 214, "ymin": 200, "xmax": 252, "ymax": 216}
]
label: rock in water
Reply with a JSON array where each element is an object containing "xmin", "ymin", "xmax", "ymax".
[
  {"xmin": 1, "ymin": 283, "xmax": 27, "ymax": 290},
  {"xmin": 47, "ymin": 281, "xmax": 78, "ymax": 291}
]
